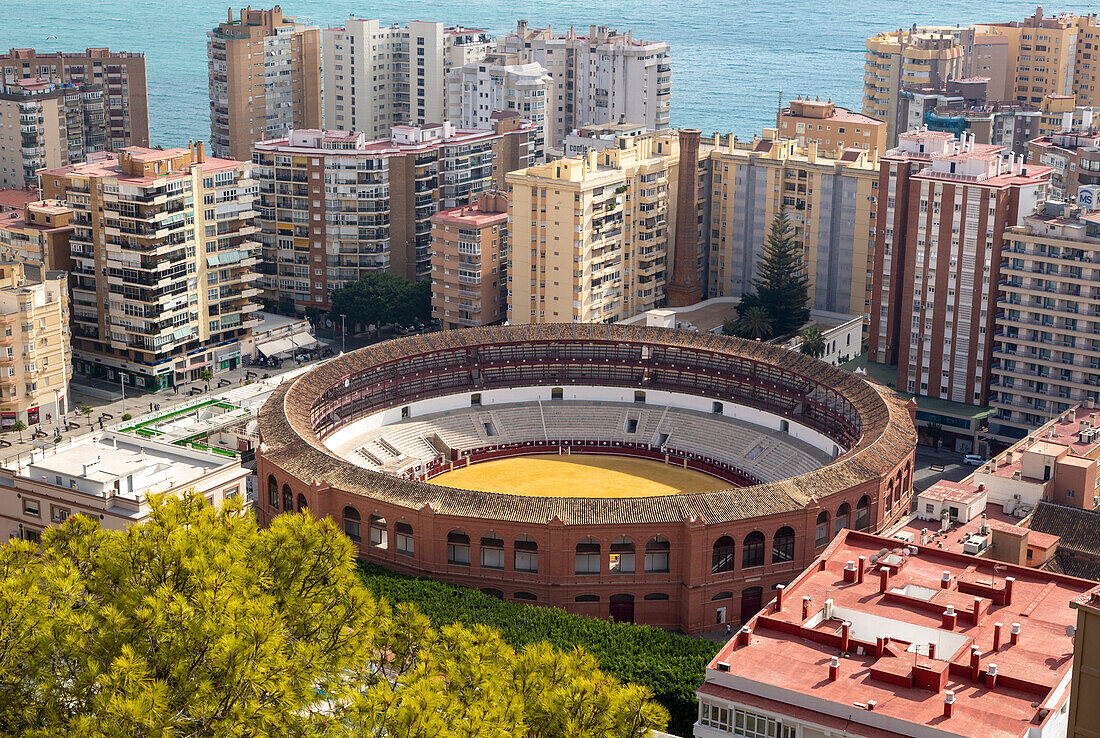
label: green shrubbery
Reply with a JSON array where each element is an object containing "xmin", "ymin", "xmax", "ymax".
[{"xmin": 359, "ymin": 562, "xmax": 718, "ymax": 736}]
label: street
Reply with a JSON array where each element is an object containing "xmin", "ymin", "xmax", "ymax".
[{"xmin": 911, "ymin": 445, "xmax": 974, "ymax": 493}]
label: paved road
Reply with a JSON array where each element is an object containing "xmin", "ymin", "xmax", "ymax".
[{"xmin": 911, "ymin": 445, "xmax": 978, "ymax": 493}]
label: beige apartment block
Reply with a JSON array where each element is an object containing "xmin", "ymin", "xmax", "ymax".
[
  {"xmin": 252, "ymin": 118, "xmax": 535, "ymax": 311},
  {"xmin": 430, "ymin": 191, "xmax": 508, "ymax": 329},
  {"xmin": 990, "ymin": 203, "xmax": 1100, "ymax": 440},
  {"xmin": 499, "ymin": 22, "xmax": 671, "ymax": 154},
  {"xmin": 0, "ymin": 47, "xmax": 148, "ymax": 151},
  {"xmin": 706, "ymin": 132, "xmax": 879, "ymax": 318},
  {"xmin": 506, "ymin": 132, "xmax": 690, "ymax": 324},
  {"xmin": 0, "ymin": 261, "xmax": 71, "ymax": 429},
  {"xmin": 863, "ymin": 27, "xmax": 972, "ymax": 144},
  {"xmin": 208, "ymin": 7, "xmax": 321, "ymax": 161},
  {"xmin": 0, "ymin": 78, "xmax": 105, "ymax": 190},
  {"xmin": 0, "ymin": 199, "xmax": 73, "ymax": 271},
  {"xmin": 779, "ymin": 97, "xmax": 886, "ymax": 157},
  {"xmin": 39, "ymin": 143, "xmax": 261, "ymax": 391},
  {"xmin": 1, "ymin": 431, "xmax": 249, "ymax": 543},
  {"xmin": 869, "ymin": 131, "xmax": 1052, "ymax": 406},
  {"xmin": 323, "ymin": 19, "xmax": 493, "ymax": 138}
]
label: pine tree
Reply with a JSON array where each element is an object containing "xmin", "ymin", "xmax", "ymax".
[{"xmin": 750, "ymin": 209, "xmax": 810, "ymax": 337}]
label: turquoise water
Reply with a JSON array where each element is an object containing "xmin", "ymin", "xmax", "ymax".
[{"xmin": 4, "ymin": 1, "xmax": 1095, "ymax": 147}]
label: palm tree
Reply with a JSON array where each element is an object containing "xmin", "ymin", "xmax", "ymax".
[
  {"xmin": 78, "ymin": 405, "xmax": 93, "ymax": 429},
  {"xmin": 737, "ymin": 305, "xmax": 773, "ymax": 340},
  {"xmin": 799, "ymin": 327, "xmax": 827, "ymax": 359}
]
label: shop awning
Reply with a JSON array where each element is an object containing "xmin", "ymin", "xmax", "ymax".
[
  {"xmin": 256, "ymin": 337, "xmax": 296, "ymax": 357},
  {"xmin": 288, "ymin": 331, "xmax": 320, "ymax": 350}
]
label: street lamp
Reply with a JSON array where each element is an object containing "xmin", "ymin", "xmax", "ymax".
[
  {"xmin": 119, "ymin": 371, "xmax": 125, "ymax": 415},
  {"xmin": 341, "ymin": 314, "xmax": 347, "ymax": 353}
]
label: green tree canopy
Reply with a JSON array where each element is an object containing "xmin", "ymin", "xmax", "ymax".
[
  {"xmin": 737, "ymin": 304, "xmax": 773, "ymax": 340},
  {"xmin": 330, "ymin": 272, "xmax": 431, "ymax": 330},
  {"xmin": 745, "ymin": 209, "xmax": 810, "ymax": 338},
  {"xmin": 0, "ymin": 494, "xmax": 667, "ymax": 737},
  {"xmin": 798, "ymin": 326, "xmax": 827, "ymax": 359}
]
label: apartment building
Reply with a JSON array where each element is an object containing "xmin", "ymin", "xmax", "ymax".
[
  {"xmin": 0, "ymin": 78, "xmax": 105, "ymax": 189},
  {"xmin": 430, "ymin": 191, "xmax": 508, "ymax": 329},
  {"xmin": 208, "ymin": 7, "xmax": 322, "ymax": 161},
  {"xmin": 446, "ymin": 53, "xmax": 551, "ymax": 161},
  {"xmin": 252, "ymin": 118, "xmax": 535, "ymax": 311},
  {"xmin": 0, "ymin": 261, "xmax": 70, "ymax": 429},
  {"xmin": 989, "ymin": 203, "xmax": 1100, "ymax": 441},
  {"xmin": 1, "ymin": 431, "xmax": 248, "ymax": 542},
  {"xmin": 706, "ymin": 133, "xmax": 880, "ymax": 318},
  {"xmin": 506, "ymin": 131, "xmax": 693, "ymax": 324},
  {"xmin": 39, "ymin": 143, "xmax": 261, "ymax": 390},
  {"xmin": 0, "ymin": 199, "xmax": 73, "ymax": 271},
  {"xmin": 499, "ymin": 22, "xmax": 671, "ymax": 154},
  {"xmin": 869, "ymin": 130, "xmax": 1051, "ymax": 407},
  {"xmin": 322, "ymin": 18, "xmax": 493, "ymax": 137},
  {"xmin": 863, "ymin": 27, "xmax": 973, "ymax": 144},
  {"xmin": 778, "ymin": 97, "xmax": 886, "ymax": 156},
  {"xmin": 0, "ymin": 47, "xmax": 149, "ymax": 150},
  {"xmin": 1028, "ymin": 122, "xmax": 1100, "ymax": 199}
]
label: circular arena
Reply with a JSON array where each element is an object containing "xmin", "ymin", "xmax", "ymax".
[{"xmin": 257, "ymin": 324, "xmax": 917, "ymax": 634}]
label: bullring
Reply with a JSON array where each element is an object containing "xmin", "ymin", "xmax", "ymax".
[{"xmin": 257, "ymin": 323, "xmax": 917, "ymax": 633}]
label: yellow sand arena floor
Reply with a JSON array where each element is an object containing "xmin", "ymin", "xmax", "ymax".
[{"xmin": 431, "ymin": 453, "xmax": 729, "ymax": 497}]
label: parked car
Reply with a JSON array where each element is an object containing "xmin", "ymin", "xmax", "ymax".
[{"xmin": 962, "ymin": 454, "xmax": 988, "ymax": 466}]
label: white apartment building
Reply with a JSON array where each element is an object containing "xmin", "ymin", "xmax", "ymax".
[
  {"xmin": 323, "ymin": 18, "xmax": 493, "ymax": 137},
  {"xmin": 446, "ymin": 54, "xmax": 551, "ymax": 161},
  {"xmin": 498, "ymin": 22, "xmax": 671, "ymax": 154}
]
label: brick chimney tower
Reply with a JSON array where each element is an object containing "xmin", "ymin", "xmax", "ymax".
[{"xmin": 665, "ymin": 128, "xmax": 702, "ymax": 307}]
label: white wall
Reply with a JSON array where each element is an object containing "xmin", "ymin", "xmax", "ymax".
[{"xmin": 323, "ymin": 385, "xmax": 844, "ymax": 457}]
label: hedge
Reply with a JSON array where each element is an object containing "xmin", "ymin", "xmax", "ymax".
[{"xmin": 358, "ymin": 562, "xmax": 718, "ymax": 736}]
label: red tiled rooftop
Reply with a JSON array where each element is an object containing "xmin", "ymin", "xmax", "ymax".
[{"xmin": 704, "ymin": 529, "xmax": 1099, "ymax": 738}]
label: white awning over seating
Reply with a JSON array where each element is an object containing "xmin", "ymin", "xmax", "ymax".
[
  {"xmin": 288, "ymin": 331, "xmax": 320, "ymax": 350},
  {"xmin": 256, "ymin": 337, "xmax": 296, "ymax": 358}
]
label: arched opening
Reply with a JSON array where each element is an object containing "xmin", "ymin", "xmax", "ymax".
[
  {"xmin": 742, "ymin": 531, "xmax": 765, "ymax": 569},
  {"xmin": 447, "ymin": 530, "xmax": 471, "ymax": 566},
  {"xmin": 481, "ymin": 588, "xmax": 503, "ymax": 599},
  {"xmin": 575, "ymin": 594, "xmax": 600, "ymax": 603},
  {"xmin": 480, "ymin": 532, "xmax": 505, "ymax": 569},
  {"xmin": 835, "ymin": 503, "xmax": 851, "ymax": 535},
  {"xmin": 712, "ymin": 536, "xmax": 736, "ymax": 573},
  {"xmin": 342, "ymin": 506, "xmax": 361, "ymax": 542},
  {"xmin": 395, "ymin": 521, "xmax": 414, "ymax": 556},
  {"xmin": 575, "ymin": 537, "xmax": 601, "ymax": 575},
  {"xmin": 267, "ymin": 475, "xmax": 278, "ymax": 508},
  {"xmin": 609, "ymin": 593, "xmax": 635, "ymax": 623},
  {"xmin": 295, "ymin": 494, "xmax": 307, "ymax": 512},
  {"xmin": 644, "ymin": 536, "xmax": 670, "ymax": 573},
  {"xmin": 513, "ymin": 591, "xmax": 537, "ymax": 601},
  {"xmin": 772, "ymin": 526, "xmax": 795, "ymax": 564},
  {"xmin": 855, "ymin": 495, "xmax": 870, "ymax": 531},
  {"xmin": 514, "ymin": 535, "xmax": 538, "ymax": 573},
  {"xmin": 610, "ymin": 536, "xmax": 635, "ymax": 574},
  {"xmin": 815, "ymin": 510, "xmax": 830, "ymax": 548},
  {"xmin": 644, "ymin": 592, "xmax": 670, "ymax": 601},
  {"xmin": 711, "ymin": 591, "xmax": 733, "ymax": 601},
  {"xmin": 282, "ymin": 484, "xmax": 293, "ymax": 513},
  {"xmin": 740, "ymin": 586, "xmax": 763, "ymax": 624},
  {"xmin": 368, "ymin": 515, "xmax": 387, "ymax": 548}
]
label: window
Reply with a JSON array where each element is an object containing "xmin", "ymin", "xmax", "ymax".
[
  {"xmin": 267, "ymin": 475, "xmax": 278, "ymax": 508},
  {"xmin": 395, "ymin": 521, "xmax": 414, "ymax": 556},
  {"xmin": 296, "ymin": 494, "xmax": 307, "ymax": 512},
  {"xmin": 699, "ymin": 702, "xmax": 731, "ymax": 731},
  {"xmin": 743, "ymin": 531, "xmax": 765, "ymax": 568},
  {"xmin": 609, "ymin": 536, "xmax": 635, "ymax": 573},
  {"xmin": 854, "ymin": 495, "xmax": 870, "ymax": 531},
  {"xmin": 575, "ymin": 594, "xmax": 600, "ymax": 603},
  {"xmin": 447, "ymin": 530, "xmax": 471, "ymax": 565},
  {"xmin": 22, "ymin": 498, "xmax": 40, "ymax": 516},
  {"xmin": 343, "ymin": 506, "xmax": 361, "ymax": 542},
  {"xmin": 575, "ymin": 537, "xmax": 601, "ymax": 574},
  {"xmin": 51, "ymin": 506, "xmax": 70, "ymax": 523},
  {"xmin": 513, "ymin": 535, "xmax": 538, "ymax": 572},
  {"xmin": 711, "ymin": 590, "xmax": 733, "ymax": 601},
  {"xmin": 282, "ymin": 484, "xmax": 293, "ymax": 512},
  {"xmin": 513, "ymin": 591, "xmax": 537, "ymax": 601},
  {"xmin": 815, "ymin": 511, "xmax": 830, "ymax": 547},
  {"xmin": 772, "ymin": 527, "xmax": 795, "ymax": 563},
  {"xmin": 644, "ymin": 592, "xmax": 669, "ymax": 601},
  {"xmin": 712, "ymin": 536, "xmax": 736, "ymax": 573},
  {"xmin": 734, "ymin": 706, "xmax": 796, "ymax": 738},
  {"xmin": 551, "ymin": 387, "xmax": 563, "ymax": 400},
  {"xmin": 644, "ymin": 536, "xmax": 670, "ymax": 573},
  {"xmin": 480, "ymin": 533, "xmax": 505, "ymax": 569},
  {"xmin": 835, "ymin": 503, "xmax": 851, "ymax": 535},
  {"xmin": 369, "ymin": 515, "xmax": 388, "ymax": 548},
  {"xmin": 481, "ymin": 588, "xmax": 504, "ymax": 599}
]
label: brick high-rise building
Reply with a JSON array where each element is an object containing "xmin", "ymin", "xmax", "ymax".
[
  {"xmin": 0, "ymin": 78, "xmax": 106, "ymax": 190},
  {"xmin": 252, "ymin": 118, "xmax": 535, "ymax": 312},
  {"xmin": 869, "ymin": 130, "xmax": 1051, "ymax": 406},
  {"xmin": 39, "ymin": 144, "xmax": 261, "ymax": 390},
  {"xmin": 208, "ymin": 7, "xmax": 321, "ymax": 161},
  {"xmin": 430, "ymin": 191, "xmax": 508, "ymax": 329},
  {"xmin": 322, "ymin": 19, "xmax": 493, "ymax": 138},
  {"xmin": 0, "ymin": 47, "xmax": 147, "ymax": 151},
  {"xmin": 499, "ymin": 22, "xmax": 671, "ymax": 155}
]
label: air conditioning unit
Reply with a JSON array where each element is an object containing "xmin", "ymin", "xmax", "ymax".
[{"xmin": 963, "ymin": 536, "xmax": 988, "ymax": 555}]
